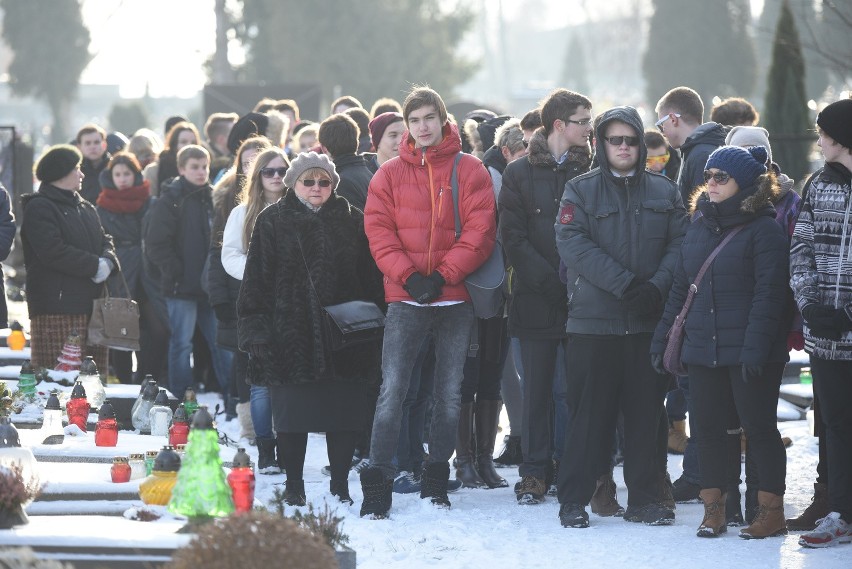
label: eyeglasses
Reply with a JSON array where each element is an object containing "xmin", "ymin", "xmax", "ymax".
[
  {"xmin": 655, "ymin": 113, "xmax": 681, "ymax": 131},
  {"xmin": 260, "ymin": 167, "xmax": 287, "ymax": 178},
  {"xmin": 565, "ymin": 118, "xmax": 592, "ymax": 126},
  {"xmin": 703, "ymin": 170, "xmax": 732, "ymax": 185},
  {"xmin": 604, "ymin": 135, "xmax": 640, "ymax": 146},
  {"xmin": 300, "ymin": 178, "xmax": 332, "ymax": 188},
  {"xmin": 646, "ymin": 153, "xmax": 670, "ymax": 168}
]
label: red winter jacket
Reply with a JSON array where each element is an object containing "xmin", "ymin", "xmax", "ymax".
[{"xmin": 364, "ymin": 123, "xmax": 496, "ymax": 303}]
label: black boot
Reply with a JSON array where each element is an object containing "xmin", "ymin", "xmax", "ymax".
[
  {"xmin": 475, "ymin": 399, "xmax": 508, "ymax": 489},
  {"xmin": 330, "ymin": 479, "xmax": 354, "ymax": 505},
  {"xmin": 455, "ymin": 402, "xmax": 486, "ymax": 488},
  {"xmin": 225, "ymin": 395, "xmax": 238, "ymax": 421},
  {"xmin": 494, "ymin": 435, "xmax": 522, "ymax": 467},
  {"xmin": 283, "ymin": 479, "xmax": 306, "ymax": 506},
  {"xmin": 359, "ymin": 467, "xmax": 392, "ymax": 518},
  {"xmin": 257, "ymin": 437, "xmax": 281, "ymax": 475},
  {"xmin": 421, "ymin": 462, "xmax": 451, "ymax": 508}
]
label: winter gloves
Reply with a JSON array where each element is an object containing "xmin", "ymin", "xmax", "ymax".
[
  {"xmin": 623, "ymin": 279, "xmax": 662, "ymax": 316},
  {"xmin": 91, "ymin": 257, "xmax": 114, "ymax": 284},
  {"xmin": 650, "ymin": 353, "xmax": 667, "ymax": 375},
  {"xmin": 741, "ymin": 364, "xmax": 763, "ymax": 383},
  {"xmin": 404, "ymin": 271, "xmax": 445, "ymax": 304},
  {"xmin": 802, "ymin": 304, "xmax": 852, "ymax": 341}
]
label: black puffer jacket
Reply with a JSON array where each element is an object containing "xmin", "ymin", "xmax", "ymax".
[
  {"xmin": 237, "ymin": 190, "xmax": 384, "ymax": 387},
  {"xmin": 144, "ymin": 177, "xmax": 214, "ymax": 299},
  {"xmin": 677, "ymin": 122, "xmax": 727, "ymax": 204},
  {"xmin": 334, "ymin": 153, "xmax": 373, "ymax": 211},
  {"xmin": 499, "ymin": 129, "xmax": 592, "ymax": 339},
  {"xmin": 21, "ymin": 184, "xmax": 118, "ymax": 316},
  {"xmin": 651, "ymin": 174, "xmax": 790, "ymax": 366}
]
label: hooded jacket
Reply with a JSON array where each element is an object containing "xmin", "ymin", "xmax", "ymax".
[
  {"xmin": 677, "ymin": 122, "xmax": 727, "ymax": 205},
  {"xmin": 21, "ymin": 184, "xmax": 118, "ymax": 316},
  {"xmin": 333, "ymin": 153, "xmax": 373, "ymax": 211},
  {"xmin": 790, "ymin": 161, "xmax": 852, "ymax": 360},
  {"xmin": 652, "ymin": 174, "xmax": 790, "ymax": 366},
  {"xmin": 364, "ymin": 122, "xmax": 496, "ymax": 303},
  {"xmin": 555, "ymin": 106, "xmax": 688, "ymax": 335},
  {"xmin": 499, "ymin": 128, "xmax": 592, "ymax": 339}
]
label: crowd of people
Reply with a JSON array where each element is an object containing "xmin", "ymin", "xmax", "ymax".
[{"xmin": 11, "ymin": 84, "xmax": 852, "ymax": 548}]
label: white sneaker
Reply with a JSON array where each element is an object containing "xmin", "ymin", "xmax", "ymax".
[{"xmin": 799, "ymin": 512, "xmax": 852, "ymax": 548}]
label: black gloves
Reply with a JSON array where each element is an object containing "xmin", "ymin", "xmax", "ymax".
[
  {"xmin": 741, "ymin": 364, "xmax": 763, "ymax": 383},
  {"xmin": 248, "ymin": 343, "xmax": 270, "ymax": 360},
  {"xmin": 213, "ymin": 303, "xmax": 236, "ymax": 323},
  {"xmin": 802, "ymin": 304, "xmax": 852, "ymax": 341},
  {"xmin": 650, "ymin": 353, "xmax": 667, "ymax": 375},
  {"xmin": 623, "ymin": 280, "xmax": 662, "ymax": 315},
  {"xmin": 405, "ymin": 271, "xmax": 444, "ymax": 304}
]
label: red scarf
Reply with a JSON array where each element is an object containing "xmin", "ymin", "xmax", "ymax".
[{"xmin": 96, "ymin": 181, "xmax": 151, "ymax": 214}]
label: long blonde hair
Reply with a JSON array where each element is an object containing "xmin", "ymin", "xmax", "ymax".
[{"xmin": 240, "ymin": 147, "xmax": 290, "ymax": 251}]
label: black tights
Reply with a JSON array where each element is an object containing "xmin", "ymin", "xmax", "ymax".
[{"xmin": 277, "ymin": 431, "xmax": 359, "ymax": 482}]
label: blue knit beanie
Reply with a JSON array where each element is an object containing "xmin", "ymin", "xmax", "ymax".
[{"xmin": 705, "ymin": 145, "xmax": 768, "ymax": 188}]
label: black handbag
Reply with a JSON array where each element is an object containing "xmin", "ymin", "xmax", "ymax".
[{"xmin": 296, "ymin": 235, "xmax": 384, "ymax": 351}]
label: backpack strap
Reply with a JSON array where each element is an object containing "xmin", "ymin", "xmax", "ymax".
[{"xmin": 450, "ymin": 152, "xmax": 463, "ymax": 240}]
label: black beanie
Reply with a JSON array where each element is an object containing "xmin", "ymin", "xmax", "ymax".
[
  {"xmin": 817, "ymin": 99, "xmax": 852, "ymax": 150},
  {"xmin": 477, "ymin": 115, "xmax": 512, "ymax": 151},
  {"xmin": 35, "ymin": 144, "xmax": 82, "ymax": 183},
  {"xmin": 227, "ymin": 112, "xmax": 270, "ymax": 155}
]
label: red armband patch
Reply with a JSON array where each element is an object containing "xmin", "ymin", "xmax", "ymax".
[{"xmin": 559, "ymin": 204, "xmax": 574, "ymax": 224}]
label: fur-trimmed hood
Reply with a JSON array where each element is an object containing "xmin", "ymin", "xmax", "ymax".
[
  {"xmin": 526, "ymin": 128, "xmax": 592, "ymax": 170},
  {"xmin": 688, "ymin": 172, "xmax": 782, "ymax": 215}
]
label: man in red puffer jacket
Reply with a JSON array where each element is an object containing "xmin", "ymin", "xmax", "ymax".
[{"xmin": 359, "ymin": 86, "xmax": 496, "ymax": 518}]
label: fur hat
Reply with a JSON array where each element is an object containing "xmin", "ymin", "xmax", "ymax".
[
  {"xmin": 725, "ymin": 126, "xmax": 772, "ymax": 165},
  {"xmin": 283, "ymin": 151, "xmax": 339, "ymax": 190},
  {"xmin": 35, "ymin": 144, "xmax": 82, "ymax": 183},
  {"xmin": 705, "ymin": 145, "xmax": 768, "ymax": 189},
  {"xmin": 369, "ymin": 112, "xmax": 403, "ymax": 151},
  {"xmin": 817, "ymin": 99, "xmax": 852, "ymax": 150}
]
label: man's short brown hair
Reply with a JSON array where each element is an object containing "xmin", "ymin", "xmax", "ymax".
[
  {"xmin": 203, "ymin": 112, "xmax": 238, "ymax": 143},
  {"xmin": 330, "ymin": 95, "xmax": 363, "ymax": 114},
  {"xmin": 402, "ymin": 86, "xmax": 448, "ymax": 126},
  {"xmin": 656, "ymin": 86, "xmax": 704, "ymax": 125},
  {"xmin": 76, "ymin": 123, "xmax": 106, "ymax": 144},
  {"xmin": 643, "ymin": 129, "xmax": 667, "ymax": 149},
  {"xmin": 520, "ymin": 109, "xmax": 543, "ymax": 132},
  {"xmin": 370, "ymin": 97, "xmax": 403, "ymax": 119},
  {"xmin": 273, "ymin": 99, "xmax": 300, "ymax": 122},
  {"xmin": 540, "ymin": 89, "xmax": 592, "ymax": 137},
  {"xmin": 177, "ymin": 144, "xmax": 210, "ymax": 169},
  {"xmin": 318, "ymin": 114, "xmax": 359, "ymax": 158},
  {"xmin": 710, "ymin": 97, "xmax": 759, "ymax": 127}
]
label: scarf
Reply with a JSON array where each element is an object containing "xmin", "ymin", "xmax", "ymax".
[{"xmin": 96, "ymin": 181, "xmax": 151, "ymax": 214}]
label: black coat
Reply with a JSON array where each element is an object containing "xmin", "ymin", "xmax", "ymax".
[
  {"xmin": 334, "ymin": 153, "xmax": 373, "ymax": 211},
  {"xmin": 206, "ymin": 182, "xmax": 243, "ymax": 350},
  {"xmin": 498, "ymin": 129, "xmax": 591, "ymax": 339},
  {"xmin": 80, "ymin": 154, "xmax": 109, "ymax": 204},
  {"xmin": 144, "ymin": 177, "xmax": 214, "ymax": 299},
  {"xmin": 21, "ymin": 184, "xmax": 118, "ymax": 316},
  {"xmin": 651, "ymin": 175, "xmax": 791, "ymax": 367},
  {"xmin": 0, "ymin": 184, "xmax": 16, "ymax": 327},
  {"xmin": 237, "ymin": 190, "xmax": 384, "ymax": 387}
]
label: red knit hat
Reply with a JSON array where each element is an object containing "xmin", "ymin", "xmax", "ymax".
[{"xmin": 369, "ymin": 112, "xmax": 403, "ymax": 151}]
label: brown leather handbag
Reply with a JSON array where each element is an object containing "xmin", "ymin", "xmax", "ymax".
[{"xmin": 88, "ymin": 269, "xmax": 141, "ymax": 352}]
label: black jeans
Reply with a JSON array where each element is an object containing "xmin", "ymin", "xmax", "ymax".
[
  {"xmin": 810, "ymin": 357, "xmax": 852, "ymax": 521},
  {"xmin": 558, "ymin": 333, "xmax": 668, "ymax": 507},
  {"xmin": 460, "ymin": 316, "xmax": 509, "ymax": 403},
  {"xmin": 688, "ymin": 363, "xmax": 786, "ymax": 495}
]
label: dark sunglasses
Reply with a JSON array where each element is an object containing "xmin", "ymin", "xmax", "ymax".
[
  {"xmin": 703, "ymin": 170, "xmax": 732, "ymax": 185},
  {"xmin": 260, "ymin": 167, "xmax": 287, "ymax": 178},
  {"xmin": 604, "ymin": 135, "xmax": 640, "ymax": 146},
  {"xmin": 301, "ymin": 178, "xmax": 332, "ymax": 188}
]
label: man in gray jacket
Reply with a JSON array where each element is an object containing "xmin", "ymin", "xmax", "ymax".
[{"xmin": 554, "ymin": 106, "xmax": 688, "ymax": 528}]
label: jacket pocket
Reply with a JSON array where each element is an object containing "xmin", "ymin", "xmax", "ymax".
[{"xmin": 641, "ymin": 199, "xmax": 674, "ymax": 240}]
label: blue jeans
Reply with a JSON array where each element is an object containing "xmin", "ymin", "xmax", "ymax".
[
  {"xmin": 165, "ymin": 297, "xmax": 231, "ymax": 398},
  {"xmin": 394, "ymin": 335, "xmax": 435, "ymax": 474},
  {"xmin": 369, "ymin": 302, "xmax": 474, "ymax": 480},
  {"xmin": 251, "ymin": 385, "xmax": 274, "ymax": 440}
]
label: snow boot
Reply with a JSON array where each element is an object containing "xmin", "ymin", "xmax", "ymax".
[
  {"xmin": 659, "ymin": 471, "xmax": 675, "ymax": 510},
  {"xmin": 559, "ymin": 502, "xmax": 590, "ymax": 528},
  {"xmin": 697, "ymin": 488, "xmax": 727, "ymax": 537},
  {"xmin": 256, "ymin": 437, "xmax": 281, "ymax": 475},
  {"xmin": 672, "ymin": 474, "xmax": 701, "ymax": 503},
  {"xmin": 739, "ymin": 491, "xmax": 787, "ymax": 539},
  {"xmin": 359, "ymin": 467, "xmax": 392, "ymax": 519},
  {"xmin": 475, "ymin": 399, "xmax": 508, "ymax": 489},
  {"xmin": 787, "ymin": 483, "xmax": 829, "ymax": 531},
  {"xmin": 455, "ymin": 402, "xmax": 486, "ymax": 488},
  {"xmin": 623, "ymin": 502, "xmax": 675, "ymax": 526},
  {"xmin": 590, "ymin": 472, "xmax": 625, "ymax": 517},
  {"xmin": 421, "ymin": 462, "xmax": 451, "ymax": 508},
  {"xmin": 330, "ymin": 479, "xmax": 354, "ymax": 506},
  {"xmin": 494, "ymin": 435, "xmax": 522, "ymax": 467},
  {"xmin": 283, "ymin": 479, "xmax": 306, "ymax": 506},
  {"xmin": 667, "ymin": 420, "xmax": 688, "ymax": 454},
  {"xmin": 235, "ymin": 401, "xmax": 255, "ymax": 444},
  {"xmin": 515, "ymin": 475, "xmax": 546, "ymax": 505}
]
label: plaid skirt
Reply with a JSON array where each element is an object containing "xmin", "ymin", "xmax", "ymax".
[{"xmin": 29, "ymin": 313, "xmax": 109, "ymax": 373}]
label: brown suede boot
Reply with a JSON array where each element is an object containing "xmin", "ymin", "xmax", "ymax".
[
  {"xmin": 697, "ymin": 488, "xmax": 727, "ymax": 537},
  {"xmin": 668, "ymin": 420, "xmax": 688, "ymax": 454},
  {"xmin": 739, "ymin": 491, "xmax": 787, "ymax": 539},
  {"xmin": 590, "ymin": 472, "xmax": 625, "ymax": 517},
  {"xmin": 786, "ymin": 483, "xmax": 829, "ymax": 531}
]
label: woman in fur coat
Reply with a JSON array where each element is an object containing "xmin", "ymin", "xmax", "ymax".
[{"xmin": 238, "ymin": 152, "xmax": 384, "ymax": 507}]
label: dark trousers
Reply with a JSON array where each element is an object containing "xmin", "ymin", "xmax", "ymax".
[
  {"xmin": 558, "ymin": 333, "xmax": 668, "ymax": 507},
  {"xmin": 460, "ymin": 316, "xmax": 509, "ymax": 403},
  {"xmin": 689, "ymin": 363, "xmax": 786, "ymax": 495},
  {"xmin": 810, "ymin": 357, "xmax": 852, "ymax": 521},
  {"xmin": 278, "ymin": 431, "xmax": 358, "ymax": 482}
]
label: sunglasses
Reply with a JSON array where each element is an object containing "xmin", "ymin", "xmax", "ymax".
[
  {"xmin": 565, "ymin": 118, "xmax": 592, "ymax": 126},
  {"xmin": 604, "ymin": 135, "xmax": 640, "ymax": 146},
  {"xmin": 301, "ymin": 178, "xmax": 332, "ymax": 188},
  {"xmin": 654, "ymin": 113, "xmax": 681, "ymax": 131},
  {"xmin": 260, "ymin": 167, "xmax": 287, "ymax": 178},
  {"xmin": 646, "ymin": 153, "xmax": 670, "ymax": 167},
  {"xmin": 703, "ymin": 170, "xmax": 732, "ymax": 185}
]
